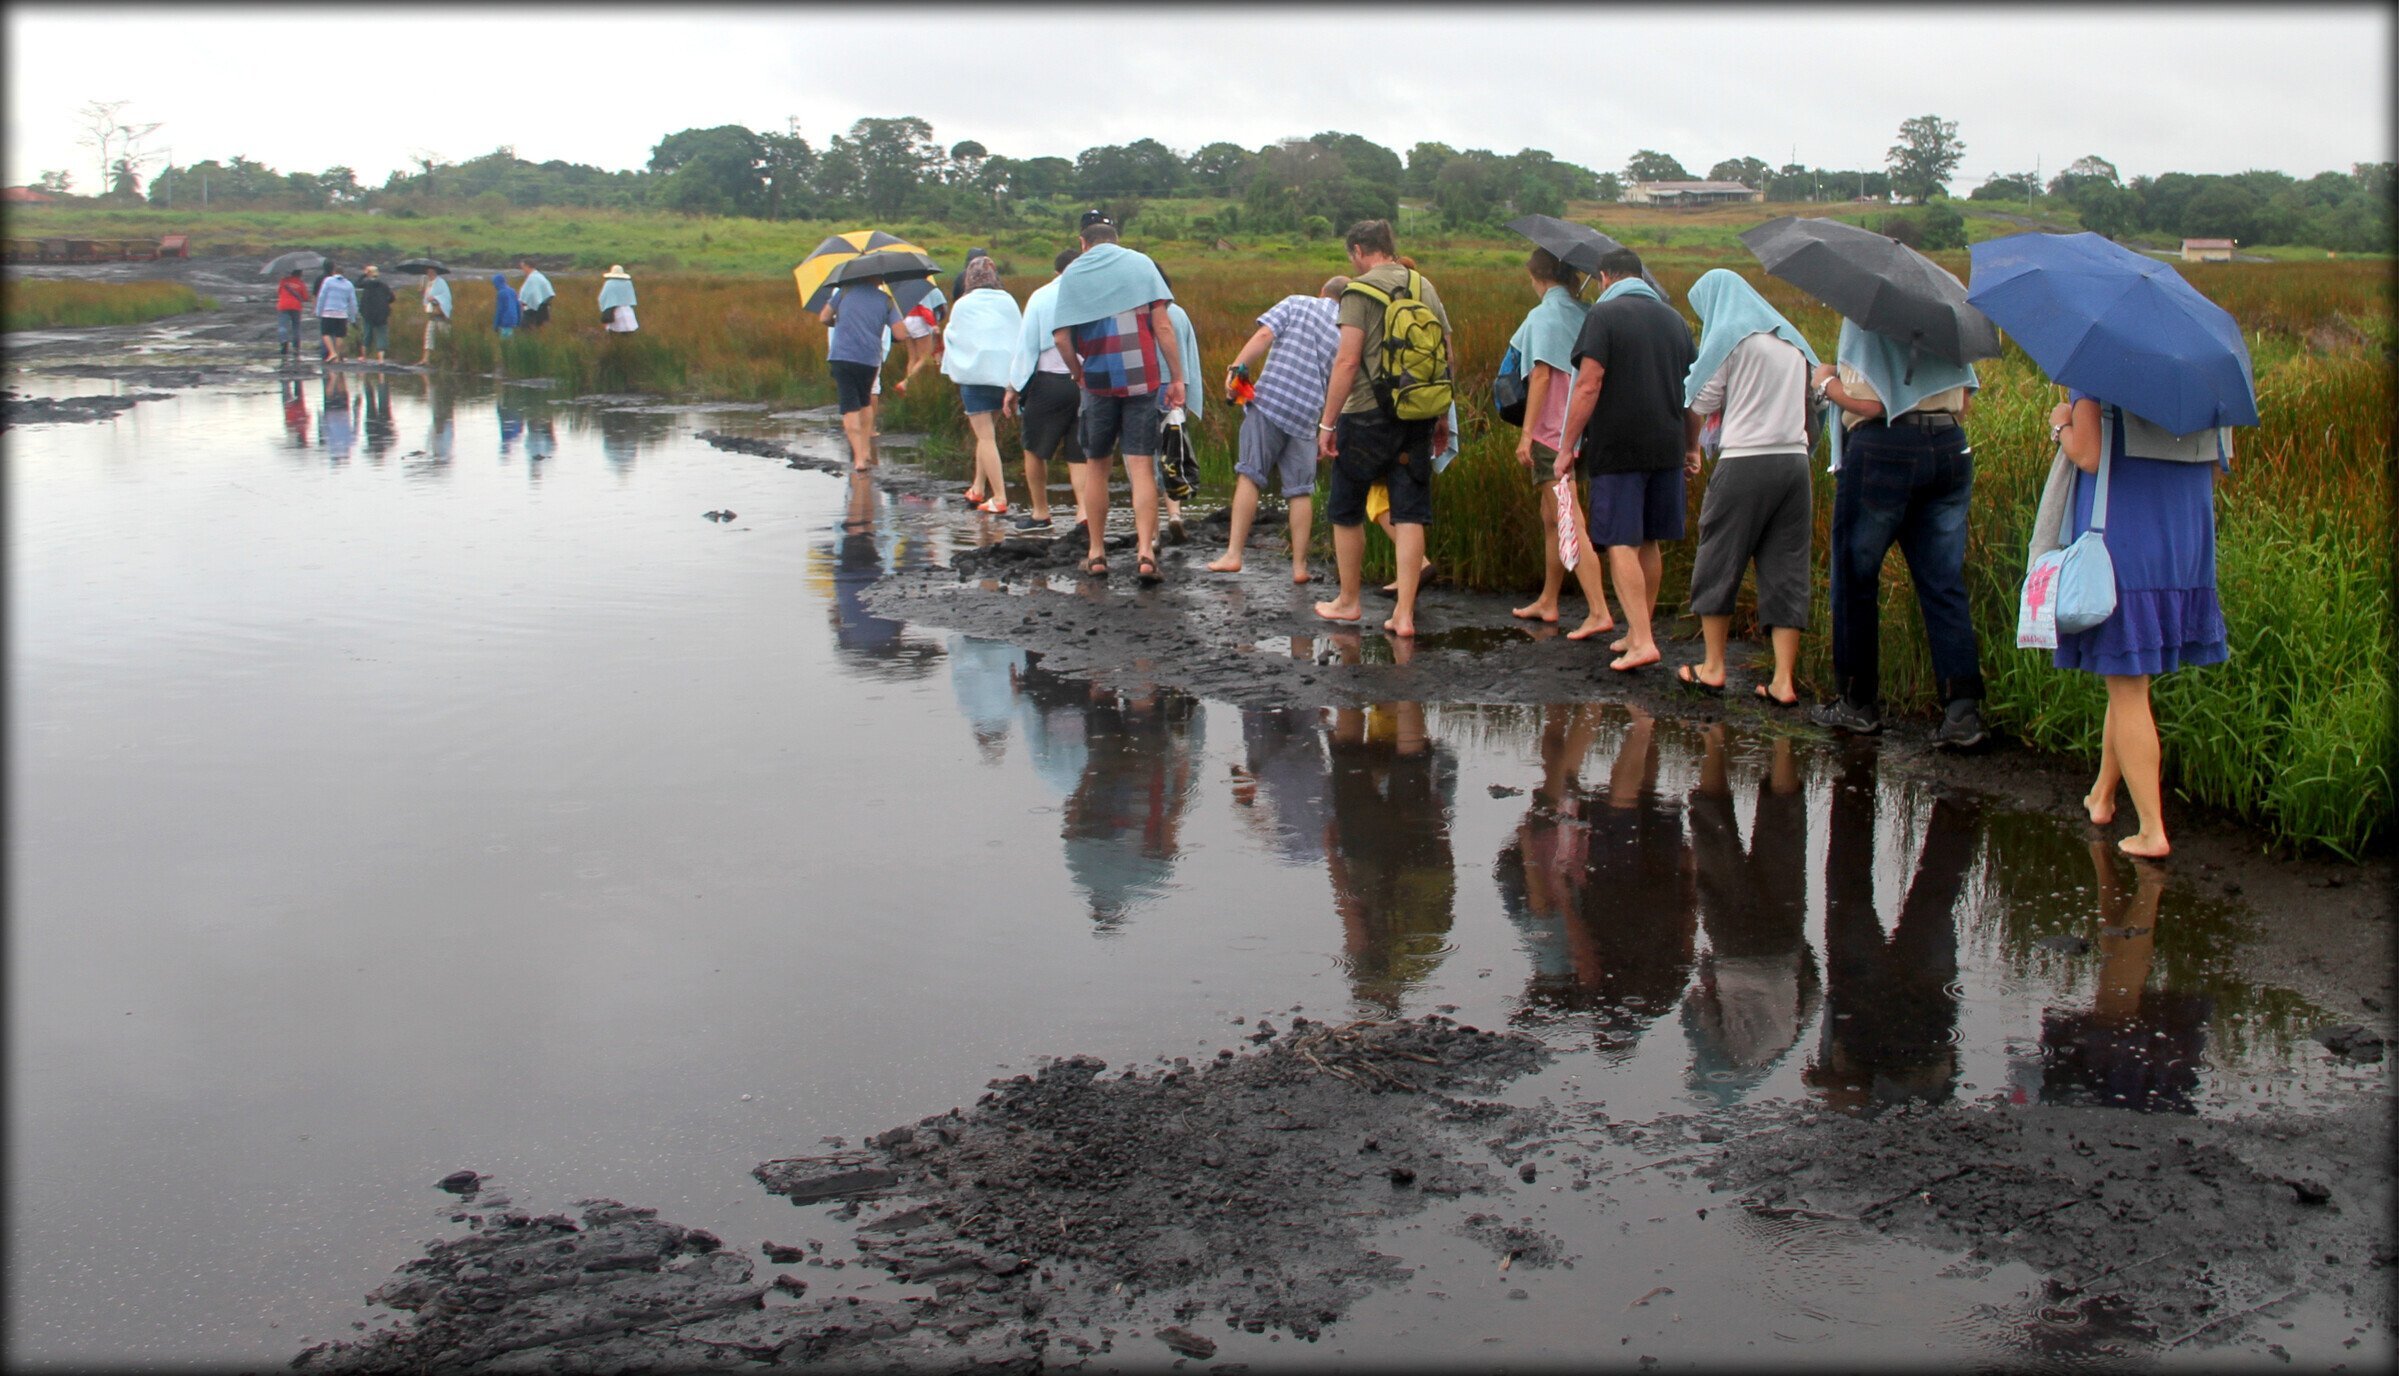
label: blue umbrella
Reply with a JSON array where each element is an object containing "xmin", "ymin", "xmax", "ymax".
[{"xmin": 1966, "ymin": 232, "xmax": 2257, "ymax": 433}]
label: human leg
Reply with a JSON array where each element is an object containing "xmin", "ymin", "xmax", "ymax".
[
  {"xmin": 1893, "ymin": 429, "xmax": 1985, "ymax": 706},
  {"xmin": 1209, "ymin": 475, "xmax": 1262, "ymax": 572},
  {"xmin": 2104, "ymin": 675, "xmax": 2167, "ymax": 856},
  {"xmin": 1286, "ymin": 495, "xmax": 1313, "ymax": 582},
  {"xmin": 1516, "ymin": 480, "xmax": 1566, "ymax": 622},
  {"xmin": 1078, "ymin": 394, "xmax": 1123, "ymax": 566},
  {"xmin": 1827, "ymin": 429, "xmax": 1910, "ymax": 713},
  {"xmin": 1753, "ymin": 454, "xmax": 1814, "ymax": 705},
  {"xmin": 1607, "ymin": 544, "xmax": 1659, "ymax": 671},
  {"xmin": 1564, "ymin": 485, "xmax": 1616, "ymax": 639},
  {"xmin": 966, "ymin": 410, "xmax": 1006, "ymax": 511},
  {"xmin": 1377, "ymin": 419, "xmax": 1436, "ymax": 635},
  {"xmin": 1315, "ymin": 444, "xmax": 1373, "ymax": 623}
]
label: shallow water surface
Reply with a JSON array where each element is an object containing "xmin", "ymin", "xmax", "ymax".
[{"xmin": 4, "ymin": 378, "xmax": 2377, "ymax": 1368}]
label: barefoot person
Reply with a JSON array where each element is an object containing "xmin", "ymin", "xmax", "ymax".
[
  {"xmin": 1505, "ymin": 248, "xmax": 1611, "ymax": 639},
  {"xmin": 1004, "ymin": 246, "xmax": 1083, "ymax": 533},
  {"xmin": 1553, "ymin": 248, "xmax": 1695, "ymax": 672},
  {"xmin": 419, "ymin": 267, "xmax": 452, "ymax": 362},
  {"xmin": 1049, "ymin": 210, "xmax": 1186, "ymax": 584},
  {"xmin": 354, "ymin": 266, "xmax": 395, "ymax": 363},
  {"xmin": 1315, "ymin": 220, "xmax": 1452, "ymax": 638},
  {"xmin": 1208, "ymin": 275, "xmax": 1347, "ymax": 584},
  {"xmin": 313, "ymin": 263, "xmax": 356, "ymax": 364},
  {"xmin": 1676, "ymin": 268, "xmax": 1818, "ymax": 705},
  {"xmin": 819, "ymin": 279, "xmax": 907, "ymax": 473},
  {"xmin": 2046, "ymin": 390, "xmax": 2231, "ymax": 859},
  {"xmin": 938, "ymin": 255, "xmax": 1023, "ymax": 515}
]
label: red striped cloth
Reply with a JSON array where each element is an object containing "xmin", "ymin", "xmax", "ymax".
[{"xmin": 1554, "ymin": 474, "xmax": 1581, "ymax": 571}]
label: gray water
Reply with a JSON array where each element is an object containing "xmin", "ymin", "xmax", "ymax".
[{"xmin": 4, "ymin": 375, "xmax": 2376, "ymax": 1368}]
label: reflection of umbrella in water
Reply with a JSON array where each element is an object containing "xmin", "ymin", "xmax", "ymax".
[
  {"xmin": 1741, "ymin": 215, "xmax": 2000, "ymax": 368},
  {"xmin": 1503, "ymin": 213, "xmax": 1671, "ymax": 301},
  {"xmin": 1967, "ymin": 231, "xmax": 2258, "ymax": 433},
  {"xmin": 262, "ymin": 250, "xmax": 326, "ymax": 277},
  {"xmin": 395, "ymin": 257, "xmax": 448, "ymax": 276},
  {"xmin": 792, "ymin": 230, "xmax": 940, "ymax": 313}
]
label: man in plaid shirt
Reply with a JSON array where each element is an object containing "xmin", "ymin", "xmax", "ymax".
[
  {"xmin": 1052, "ymin": 211, "xmax": 1186, "ymax": 583},
  {"xmin": 1206, "ymin": 276, "xmax": 1347, "ymax": 583}
]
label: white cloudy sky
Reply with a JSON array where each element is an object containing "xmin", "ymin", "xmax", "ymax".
[{"xmin": 6, "ymin": 5, "xmax": 2389, "ymax": 192}]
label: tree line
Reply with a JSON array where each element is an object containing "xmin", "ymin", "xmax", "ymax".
[{"xmin": 54, "ymin": 110, "xmax": 2389, "ymax": 254}]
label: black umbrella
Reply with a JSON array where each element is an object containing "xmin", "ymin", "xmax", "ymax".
[
  {"xmin": 1503, "ymin": 214, "xmax": 1671, "ymax": 301},
  {"xmin": 825, "ymin": 248, "xmax": 939, "ymax": 291},
  {"xmin": 1739, "ymin": 216, "xmax": 1999, "ymax": 366},
  {"xmin": 395, "ymin": 257, "xmax": 448, "ymax": 275},
  {"xmin": 261, "ymin": 249, "xmax": 325, "ymax": 278}
]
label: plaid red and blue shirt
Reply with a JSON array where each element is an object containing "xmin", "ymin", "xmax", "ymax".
[{"xmin": 1071, "ymin": 305, "xmax": 1167, "ymax": 397}]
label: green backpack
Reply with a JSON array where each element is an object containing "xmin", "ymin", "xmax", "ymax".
[{"xmin": 1344, "ymin": 269, "xmax": 1453, "ymax": 423}]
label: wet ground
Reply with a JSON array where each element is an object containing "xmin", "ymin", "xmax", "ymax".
[{"xmin": 5, "ymin": 291, "xmax": 2392, "ymax": 1372}]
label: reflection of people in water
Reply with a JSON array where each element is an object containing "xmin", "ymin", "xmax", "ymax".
[
  {"xmin": 1805, "ymin": 749, "xmax": 1976, "ymax": 1112},
  {"xmin": 949, "ymin": 634, "xmax": 1027, "ymax": 763},
  {"xmin": 2036, "ymin": 845, "xmax": 2209, "ymax": 1113},
  {"xmin": 1324, "ymin": 699, "xmax": 1458, "ymax": 1013},
  {"xmin": 1231, "ymin": 636, "xmax": 1334, "ymax": 868},
  {"xmin": 422, "ymin": 375, "xmax": 456, "ymax": 462},
  {"xmin": 359, "ymin": 375, "xmax": 396, "ymax": 460},
  {"xmin": 1495, "ymin": 703, "xmax": 1697, "ymax": 1054},
  {"xmin": 1680, "ymin": 726, "xmax": 1819, "ymax": 1106},
  {"xmin": 522, "ymin": 399, "xmax": 557, "ymax": 466},
  {"xmin": 1006, "ymin": 658, "xmax": 1204, "ymax": 930},
  {"xmin": 824, "ymin": 473, "xmax": 943, "ymax": 675},
  {"xmin": 318, "ymin": 371, "xmax": 356, "ymax": 462},
  {"xmin": 281, "ymin": 379, "xmax": 309, "ymax": 448},
  {"xmin": 497, "ymin": 395, "xmax": 524, "ymax": 459}
]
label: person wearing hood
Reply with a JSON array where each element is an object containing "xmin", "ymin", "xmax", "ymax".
[
  {"xmin": 274, "ymin": 267, "xmax": 310, "ymax": 360},
  {"xmin": 420, "ymin": 267, "xmax": 453, "ymax": 361},
  {"xmin": 354, "ymin": 266, "xmax": 396, "ymax": 363},
  {"xmin": 314, "ymin": 264, "xmax": 357, "ymax": 364},
  {"xmin": 939, "ymin": 255, "xmax": 1023, "ymax": 515},
  {"xmin": 516, "ymin": 258, "xmax": 555, "ymax": 328},
  {"xmin": 491, "ymin": 273, "xmax": 522, "ymax": 337},
  {"xmin": 1675, "ymin": 268, "xmax": 1819, "ymax": 707},
  {"xmin": 599, "ymin": 265, "xmax": 638, "ymax": 332},
  {"xmin": 1809, "ymin": 318, "xmax": 1985, "ymax": 748},
  {"xmin": 1507, "ymin": 247, "xmax": 1609, "ymax": 637}
]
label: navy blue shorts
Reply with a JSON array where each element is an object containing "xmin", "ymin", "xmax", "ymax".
[
  {"xmin": 1326, "ymin": 411, "xmax": 1434, "ymax": 527},
  {"xmin": 1585, "ymin": 465, "xmax": 1687, "ymax": 547},
  {"xmin": 958, "ymin": 383, "xmax": 1004, "ymax": 416},
  {"xmin": 831, "ymin": 360, "xmax": 878, "ymax": 414}
]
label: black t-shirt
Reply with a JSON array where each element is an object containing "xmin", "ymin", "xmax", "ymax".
[{"xmin": 1570, "ymin": 294, "xmax": 1697, "ymax": 473}]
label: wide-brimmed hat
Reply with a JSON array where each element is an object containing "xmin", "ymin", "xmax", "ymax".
[{"xmin": 603, "ymin": 265, "xmax": 631, "ymax": 279}]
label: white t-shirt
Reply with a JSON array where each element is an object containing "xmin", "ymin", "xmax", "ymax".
[{"xmin": 1690, "ymin": 332, "xmax": 1810, "ymax": 458}]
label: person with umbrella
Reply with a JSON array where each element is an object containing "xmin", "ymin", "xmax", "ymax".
[
  {"xmin": 418, "ymin": 265, "xmax": 452, "ymax": 362},
  {"xmin": 599, "ymin": 265, "xmax": 638, "ymax": 332},
  {"xmin": 274, "ymin": 263, "xmax": 311, "ymax": 361},
  {"xmin": 1739, "ymin": 216, "xmax": 1997, "ymax": 745},
  {"xmin": 1503, "ymin": 246, "xmax": 1611, "ymax": 638},
  {"xmin": 1970, "ymin": 232, "xmax": 2252, "ymax": 859},
  {"xmin": 819, "ymin": 269, "xmax": 910, "ymax": 473},
  {"xmin": 1676, "ymin": 269, "xmax": 1819, "ymax": 706},
  {"xmin": 355, "ymin": 265, "xmax": 396, "ymax": 363}
]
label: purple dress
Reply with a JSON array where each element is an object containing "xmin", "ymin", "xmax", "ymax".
[{"xmin": 2053, "ymin": 392, "xmax": 2228, "ymax": 677}]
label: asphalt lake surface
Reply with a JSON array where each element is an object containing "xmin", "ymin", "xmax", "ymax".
[{"xmin": 6, "ymin": 372, "xmax": 2390, "ymax": 1371}]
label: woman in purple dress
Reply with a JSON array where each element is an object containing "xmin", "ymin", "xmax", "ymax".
[{"xmin": 2047, "ymin": 389, "xmax": 2228, "ymax": 858}]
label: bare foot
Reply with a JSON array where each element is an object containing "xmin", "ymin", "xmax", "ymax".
[
  {"xmin": 2119, "ymin": 832, "xmax": 2171, "ymax": 859},
  {"xmin": 1609, "ymin": 636, "xmax": 1630, "ymax": 654},
  {"xmin": 2084, "ymin": 790, "xmax": 2116, "ymax": 827},
  {"xmin": 1313, "ymin": 599, "xmax": 1362, "ymax": 623},
  {"xmin": 1609, "ymin": 644, "xmax": 1661, "ymax": 672},
  {"xmin": 1290, "ymin": 567, "xmax": 1312, "ymax": 584},
  {"xmin": 1205, "ymin": 553, "xmax": 1243, "ymax": 573},
  {"xmin": 1383, "ymin": 615, "xmax": 1415, "ymax": 637},
  {"xmin": 1512, "ymin": 600, "xmax": 1560, "ymax": 623},
  {"xmin": 1566, "ymin": 613, "xmax": 1617, "ymax": 641}
]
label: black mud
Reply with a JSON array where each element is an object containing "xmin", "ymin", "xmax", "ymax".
[{"xmin": 293, "ymin": 1016, "xmax": 1550, "ymax": 1372}]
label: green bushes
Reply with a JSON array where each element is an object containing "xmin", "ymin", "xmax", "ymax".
[{"xmin": 3, "ymin": 279, "xmax": 209, "ymax": 329}]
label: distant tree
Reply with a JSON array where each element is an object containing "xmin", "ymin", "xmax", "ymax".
[
  {"xmin": 1969, "ymin": 172, "xmax": 2039, "ymax": 202},
  {"xmin": 36, "ymin": 169, "xmax": 73, "ymax": 194},
  {"xmin": 1886, "ymin": 114, "xmax": 1964, "ymax": 201},
  {"xmin": 1301, "ymin": 214, "xmax": 1333, "ymax": 240},
  {"xmin": 1589, "ymin": 171, "xmax": 1624, "ymax": 203},
  {"xmin": 844, "ymin": 116, "xmax": 939, "ymax": 217},
  {"xmin": 1186, "ymin": 141, "xmax": 1256, "ymax": 196},
  {"xmin": 946, "ymin": 139, "xmax": 987, "ymax": 188},
  {"xmin": 2131, "ymin": 171, "xmax": 2200, "ymax": 233},
  {"xmin": 1433, "ymin": 155, "xmax": 1499, "ymax": 229},
  {"xmin": 2046, "ymin": 153, "xmax": 2119, "ymax": 199},
  {"xmin": 1010, "ymin": 155, "xmax": 1073, "ymax": 202},
  {"xmin": 649, "ymin": 125, "xmax": 766, "ymax": 216},
  {"xmin": 1405, "ymin": 141, "xmax": 1459, "ymax": 197},
  {"xmin": 1707, "ymin": 156, "xmax": 1771, "ymax": 188},
  {"xmin": 760, "ymin": 131, "xmax": 818, "ymax": 219},
  {"xmin": 2354, "ymin": 161, "xmax": 2394, "ymax": 203},
  {"xmin": 2181, "ymin": 181, "xmax": 2263, "ymax": 244},
  {"xmin": 1308, "ymin": 131, "xmax": 1403, "ymax": 191},
  {"xmin": 76, "ymin": 99, "xmax": 130, "ymax": 193},
  {"xmin": 1624, "ymin": 149, "xmax": 1689, "ymax": 183},
  {"xmin": 1512, "ymin": 170, "xmax": 1566, "ymax": 219},
  {"xmin": 2075, "ymin": 181, "xmax": 2139, "ymax": 240},
  {"xmin": 1917, "ymin": 201, "xmax": 1967, "ymax": 250},
  {"xmin": 107, "ymin": 157, "xmax": 142, "ymax": 200}
]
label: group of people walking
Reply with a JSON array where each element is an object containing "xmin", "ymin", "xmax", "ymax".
[{"xmin": 274, "ymin": 257, "xmax": 624, "ymax": 366}]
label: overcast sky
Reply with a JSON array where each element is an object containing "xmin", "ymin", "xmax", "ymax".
[{"xmin": 7, "ymin": 6, "xmax": 2389, "ymax": 193}]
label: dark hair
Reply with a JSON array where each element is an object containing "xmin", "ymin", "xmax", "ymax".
[
  {"xmin": 1596, "ymin": 247, "xmax": 1645, "ymax": 280},
  {"xmin": 1528, "ymin": 247, "xmax": 1586, "ymax": 294},
  {"xmin": 1344, "ymin": 219, "xmax": 1397, "ymax": 257},
  {"xmin": 1054, "ymin": 246, "xmax": 1080, "ymax": 273}
]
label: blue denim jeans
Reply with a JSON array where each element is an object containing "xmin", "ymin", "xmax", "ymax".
[{"xmin": 1829, "ymin": 420, "xmax": 1984, "ymax": 709}]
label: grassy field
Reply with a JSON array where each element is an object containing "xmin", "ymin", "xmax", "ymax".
[
  {"xmin": 2, "ymin": 278, "xmax": 211, "ymax": 329},
  {"xmin": 13, "ymin": 201, "xmax": 2388, "ymax": 855}
]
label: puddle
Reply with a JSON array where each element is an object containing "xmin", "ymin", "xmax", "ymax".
[{"xmin": 5, "ymin": 377, "xmax": 2385, "ymax": 1369}]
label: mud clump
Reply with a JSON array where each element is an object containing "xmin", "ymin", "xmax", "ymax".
[
  {"xmin": 295, "ymin": 1016, "xmax": 1548, "ymax": 1372},
  {"xmin": 3, "ymin": 388, "xmax": 172, "ymax": 428}
]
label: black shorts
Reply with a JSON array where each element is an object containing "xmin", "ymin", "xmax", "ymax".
[
  {"xmin": 524, "ymin": 300, "xmax": 551, "ymax": 326},
  {"xmin": 1325, "ymin": 410, "xmax": 1435, "ymax": 527},
  {"xmin": 830, "ymin": 360, "xmax": 878, "ymax": 414},
  {"xmin": 1019, "ymin": 371, "xmax": 1082, "ymax": 462},
  {"xmin": 320, "ymin": 317, "xmax": 349, "ymax": 338}
]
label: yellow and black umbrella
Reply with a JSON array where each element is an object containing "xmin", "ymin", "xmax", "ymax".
[{"xmin": 793, "ymin": 230, "xmax": 941, "ymax": 313}]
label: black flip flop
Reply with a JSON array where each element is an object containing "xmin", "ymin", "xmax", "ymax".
[{"xmin": 1677, "ymin": 665, "xmax": 1726, "ymax": 696}]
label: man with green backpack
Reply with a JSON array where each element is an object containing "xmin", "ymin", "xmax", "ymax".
[{"xmin": 1313, "ymin": 219, "xmax": 1454, "ymax": 639}]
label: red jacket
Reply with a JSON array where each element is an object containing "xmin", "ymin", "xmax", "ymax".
[{"xmin": 277, "ymin": 276, "xmax": 309, "ymax": 312}]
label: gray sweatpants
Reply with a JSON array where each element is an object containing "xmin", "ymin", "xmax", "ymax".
[{"xmin": 1687, "ymin": 452, "xmax": 1812, "ymax": 628}]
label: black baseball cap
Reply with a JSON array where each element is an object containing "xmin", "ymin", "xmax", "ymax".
[{"xmin": 1079, "ymin": 209, "xmax": 1113, "ymax": 229}]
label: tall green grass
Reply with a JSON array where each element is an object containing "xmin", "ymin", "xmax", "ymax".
[{"xmin": 3, "ymin": 279, "xmax": 209, "ymax": 329}]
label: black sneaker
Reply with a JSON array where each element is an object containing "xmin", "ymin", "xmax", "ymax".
[
  {"xmin": 1011, "ymin": 513, "xmax": 1054, "ymax": 533},
  {"xmin": 1933, "ymin": 699, "xmax": 1989, "ymax": 750},
  {"xmin": 1809, "ymin": 698, "xmax": 1883, "ymax": 735}
]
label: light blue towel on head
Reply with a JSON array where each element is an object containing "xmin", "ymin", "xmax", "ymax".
[
  {"xmin": 939, "ymin": 287, "xmax": 1023, "ymax": 389},
  {"xmin": 1682, "ymin": 268, "xmax": 1818, "ymax": 408}
]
